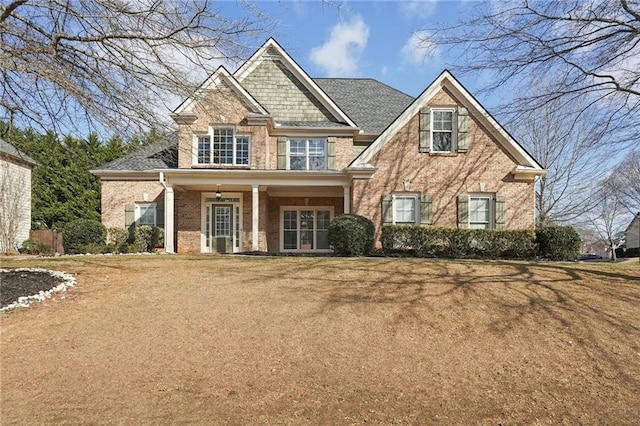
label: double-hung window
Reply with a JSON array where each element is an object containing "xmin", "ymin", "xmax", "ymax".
[
  {"xmin": 431, "ymin": 109, "xmax": 455, "ymax": 152},
  {"xmin": 288, "ymin": 139, "xmax": 326, "ymax": 170},
  {"xmin": 136, "ymin": 203, "xmax": 156, "ymax": 226},
  {"xmin": 468, "ymin": 195, "xmax": 492, "ymax": 229},
  {"xmin": 196, "ymin": 128, "xmax": 250, "ymax": 166},
  {"xmin": 394, "ymin": 195, "xmax": 418, "ymax": 225}
]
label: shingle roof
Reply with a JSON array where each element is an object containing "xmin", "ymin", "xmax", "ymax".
[
  {"xmin": 0, "ymin": 138, "xmax": 37, "ymax": 166},
  {"xmin": 313, "ymin": 78, "xmax": 414, "ymax": 134},
  {"xmin": 95, "ymin": 78, "xmax": 414, "ymax": 172},
  {"xmin": 93, "ymin": 135, "xmax": 178, "ymax": 171}
]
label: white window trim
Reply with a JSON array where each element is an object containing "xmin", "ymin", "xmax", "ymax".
[
  {"xmin": 135, "ymin": 203, "xmax": 157, "ymax": 226},
  {"xmin": 286, "ymin": 138, "xmax": 328, "ymax": 171},
  {"xmin": 392, "ymin": 193, "xmax": 420, "ymax": 225},
  {"xmin": 192, "ymin": 127, "xmax": 251, "ymax": 166},
  {"xmin": 468, "ymin": 193, "xmax": 494, "ymax": 229},
  {"xmin": 280, "ymin": 206, "xmax": 334, "ymax": 252},
  {"xmin": 430, "ymin": 108, "xmax": 456, "ymax": 153}
]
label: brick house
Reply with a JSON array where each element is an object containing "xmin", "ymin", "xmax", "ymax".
[{"xmin": 92, "ymin": 38, "xmax": 545, "ymax": 254}]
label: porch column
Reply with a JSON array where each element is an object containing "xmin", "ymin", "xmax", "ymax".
[
  {"xmin": 252, "ymin": 184, "xmax": 259, "ymax": 251},
  {"xmin": 164, "ymin": 186, "xmax": 175, "ymax": 253},
  {"xmin": 343, "ymin": 185, "xmax": 351, "ymax": 214}
]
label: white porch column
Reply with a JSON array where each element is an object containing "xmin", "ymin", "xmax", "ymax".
[
  {"xmin": 343, "ymin": 185, "xmax": 351, "ymax": 214},
  {"xmin": 164, "ymin": 186, "xmax": 175, "ymax": 253},
  {"xmin": 252, "ymin": 184, "xmax": 259, "ymax": 251}
]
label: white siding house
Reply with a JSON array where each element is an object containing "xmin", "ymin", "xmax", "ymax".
[{"xmin": 0, "ymin": 139, "xmax": 37, "ymax": 252}]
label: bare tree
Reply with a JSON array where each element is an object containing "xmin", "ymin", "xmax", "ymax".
[
  {"xmin": 511, "ymin": 78, "xmax": 614, "ymax": 225},
  {"xmin": 611, "ymin": 149, "xmax": 640, "ymax": 213},
  {"xmin": 0, "ymin": 0, "xmax": 275, "ymax": 135},
  {"xmin": 424, "ymin": 1, "xmax": 640, "ymax": 136},
  {"xmin": 587, "ymin": 172, "xmax": 631, "ymax": 261}
]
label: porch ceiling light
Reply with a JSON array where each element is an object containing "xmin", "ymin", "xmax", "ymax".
[{"xmin": 216, "ymin": 184, "xmax": 222, "ymax": 200}]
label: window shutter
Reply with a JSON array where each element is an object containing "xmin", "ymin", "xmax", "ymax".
[
  {"xmin": 457, "ymin": 195, "xmax": 469, "ymax": 228},
  {"xmin": 420, "ymin": 194, "xmax": 433, "ymax": 225},
  {"xmin": 419, "ymin": 107, "xmax": 430, "ymax": 153},
  {"xmin": 382, "ymin": 195, "xmax": 393, "ymax": 225},
  {"xmin": 495, "ymin": 196, "xmax": 506, "ymax": 229},
  {"xmin": 327, "ymin": 137, "xmax": 337, "ymax": 170},
  {"xmin": 125, "ymin": 204, "xmax": 136, "ymax": 240},
  {"xmin": 156, "ymin": 203, "xmax": 164, "ymax": 228},
  {"xmin": 457, "ymin": 107, "xmax": 468, "ymax": 153},
  {"xmin": 277, "ymin": 137, "xmax": 287, "ymax": 169}
]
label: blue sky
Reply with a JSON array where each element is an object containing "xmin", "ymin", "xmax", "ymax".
[{"xmin": 221, "ymin": 1, "xmax": 484, "ymax": 103}]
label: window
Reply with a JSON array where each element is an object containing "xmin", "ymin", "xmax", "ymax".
[
  {"xmin": 394, "ymin": 195, "xmax": 418, "ymax": 225},
  {"xmin": 196, "ymin": 128, "xmax": 250, "ymax": 165},
  {"xmin": 288, "ymin": 139, "xmax": 326, "ymax": 170},
  {"xmin": 281, "ymin": 207, "xmax": 332, "ymax": 251},
  {"xmin": 136, "ymin": 203, "xmax": 156, "ymax": 226},
  {"xmin": 431, "ymin": 109, "xmax": 454, "ymax": 152},
  {"xmin": 468, "ymin": 195, "xmax": 492, "ymax": 229}
]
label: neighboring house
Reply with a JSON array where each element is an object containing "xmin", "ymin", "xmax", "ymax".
[
  {"xmin": 0, "ymin": 138, "xmax": 37, "ymax": 252},
  {"xmin": 92, "ymin": 38, "xmax": 546, "ymax": 254},
  {"xmin": 625, "ymin": 213, "xmax": 640, "ymax": 251}
]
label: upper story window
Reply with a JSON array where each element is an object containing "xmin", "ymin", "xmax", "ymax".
[
  {"xmin": 196, "ymin": 128, "xmax": 250, "ymax": 166},
  {"xmin": 431, "ymin": 109, "xmax": 455, "ymax": 152},
  {"xmin": 288, "ymin": 138, "xmax": 326, "ymax": 170}
]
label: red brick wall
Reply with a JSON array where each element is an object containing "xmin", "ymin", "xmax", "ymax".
[{"xmin": 352, "ymin": 87, "xmax": 535, "ymax": 244}]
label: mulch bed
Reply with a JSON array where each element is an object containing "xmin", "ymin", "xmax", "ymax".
[{"xmin": 0, "ymin": 269, "xmax": 71, "ymax": 309}]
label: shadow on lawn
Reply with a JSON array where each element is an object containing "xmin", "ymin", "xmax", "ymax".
[{"xmin": 256, "ymin": 257, "xmax": 640, "ymax": 389}]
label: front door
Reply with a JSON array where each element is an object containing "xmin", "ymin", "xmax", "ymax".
[{"xmin": 212, "ymin": 204, "xmax": 233, "ymax": 253}]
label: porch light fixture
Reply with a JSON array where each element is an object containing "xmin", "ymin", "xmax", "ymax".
[{"xmin": 216, "ymin": 185, "xmax": 222, "ymax": 200}]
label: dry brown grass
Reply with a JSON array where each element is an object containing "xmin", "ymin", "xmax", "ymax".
[{"xmin": 1, "ymin": 255, "xmax": 639, "ymax": 425}]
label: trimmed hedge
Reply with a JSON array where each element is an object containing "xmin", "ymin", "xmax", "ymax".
[
  {"xmin": 63, "ymin": 219, "xmax": 107, "ymax": 254},
  {"xmin": 381, "ymin": 225, "xmax": 537, "ymax": 259},
  {"xmin": 535, "ymin": 226, "xmax": 581, "ymax": 261},
  {"xmin": 19, "ymin": 239, "xmax": 52, "ymax": 255},
  {"xmin": 328, "ymin": 214, "xmax": 375, "ymax": 256}
]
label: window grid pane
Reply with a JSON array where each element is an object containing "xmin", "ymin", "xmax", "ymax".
[
  {"xmin": 197, "ymin": 136, "xmax": 211, "ymax": 164},
  {"xmin": 469, "ymin": 197, "xmax": 490, "ymax": 229},
  {"xmin": 138, "ymin": 205, "xmax": 155, "ymax": 226},
  {"xmin": 215, "ymin": 206, "xmax": 231, "ymax": 237},
  {"xmin": 235, "ymin": 137, "xmax": 249, "ymax": 165},
  {"xmin": 213, "ymin": 129, "xmax": 234, "ymax": 164},
  {"xmin": 394, "ymin": 197, "xmax": 416, "ymax": 224},
  {"xmin": 289, "ymin": 139, "xmax": 326, "ymax": 170},
  {"xmin": 432, "ymin": 110, "xmax": 453, "ymax": 152}
]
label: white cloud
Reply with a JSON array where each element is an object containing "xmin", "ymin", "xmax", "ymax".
[
  {"xmin": 399, "ymin": 1, "xmax": 438, "ymax": 20},
  {"xmin": 401, "ymin": 30, "xmax": 439, "ymax": 65},
  {"xmin": 309, "ymin": 15, "xmax": 370, "ymax": 77}
]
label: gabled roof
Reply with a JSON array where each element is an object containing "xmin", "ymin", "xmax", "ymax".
[
  {"xmin": 92, "ymin": 136, "xmax": 177, "ymax": 173},
  {"xmin": 351, "ymin": 70, "xmax": 545, "ymax": 173},
  {"xmin": 0, "ymin": 138, "xmax": 37, "ymax": 166},
  {"xmin": 234, "ymin": 38, "xmax": 357, "ymax": 128},
  {"xmin": 173, "ymin": 66, "xmax": 268, "ymax": 116},
  {"xmin": 314, "ymin": 78, "xmax": 414, "ymax": 135}
]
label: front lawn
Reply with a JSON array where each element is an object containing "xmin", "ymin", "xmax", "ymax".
[{"xmin": 1, "ymin": 255, "xmax": 638, "ymax": 424}]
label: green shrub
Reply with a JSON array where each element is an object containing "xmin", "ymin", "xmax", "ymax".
[
  {"xmin": 535, "ymin": 226, "xmax": 581, "ymax": 261},
  {"xmin": 80, "ymin": 242, "xmax": 111, "ymax": 254},
  {"xmin": 328, "ymin": 214, "xmax": 375, "ymax": 256},
  {"xmin": 381, "ymin": 225, "xmax": 537, "ymax": 259},
  {"xmin": 63, "ymin": 219, "xmax": 107, "ymax": 254},
  {"xmin": 19, "ymin": 239, "xmax": 52, "ymax": 255},
  {"xmin": 107, "ymin": 227, "xmax": 129, "ymax": 253},
  {"xmin": 134, "ymin": 225, "xmax": 155, "ymax": 252}
]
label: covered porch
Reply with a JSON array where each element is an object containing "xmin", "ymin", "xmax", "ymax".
[{"xmin": 159, "ymin": 170, "xmax": 357, "ymax": 254}]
